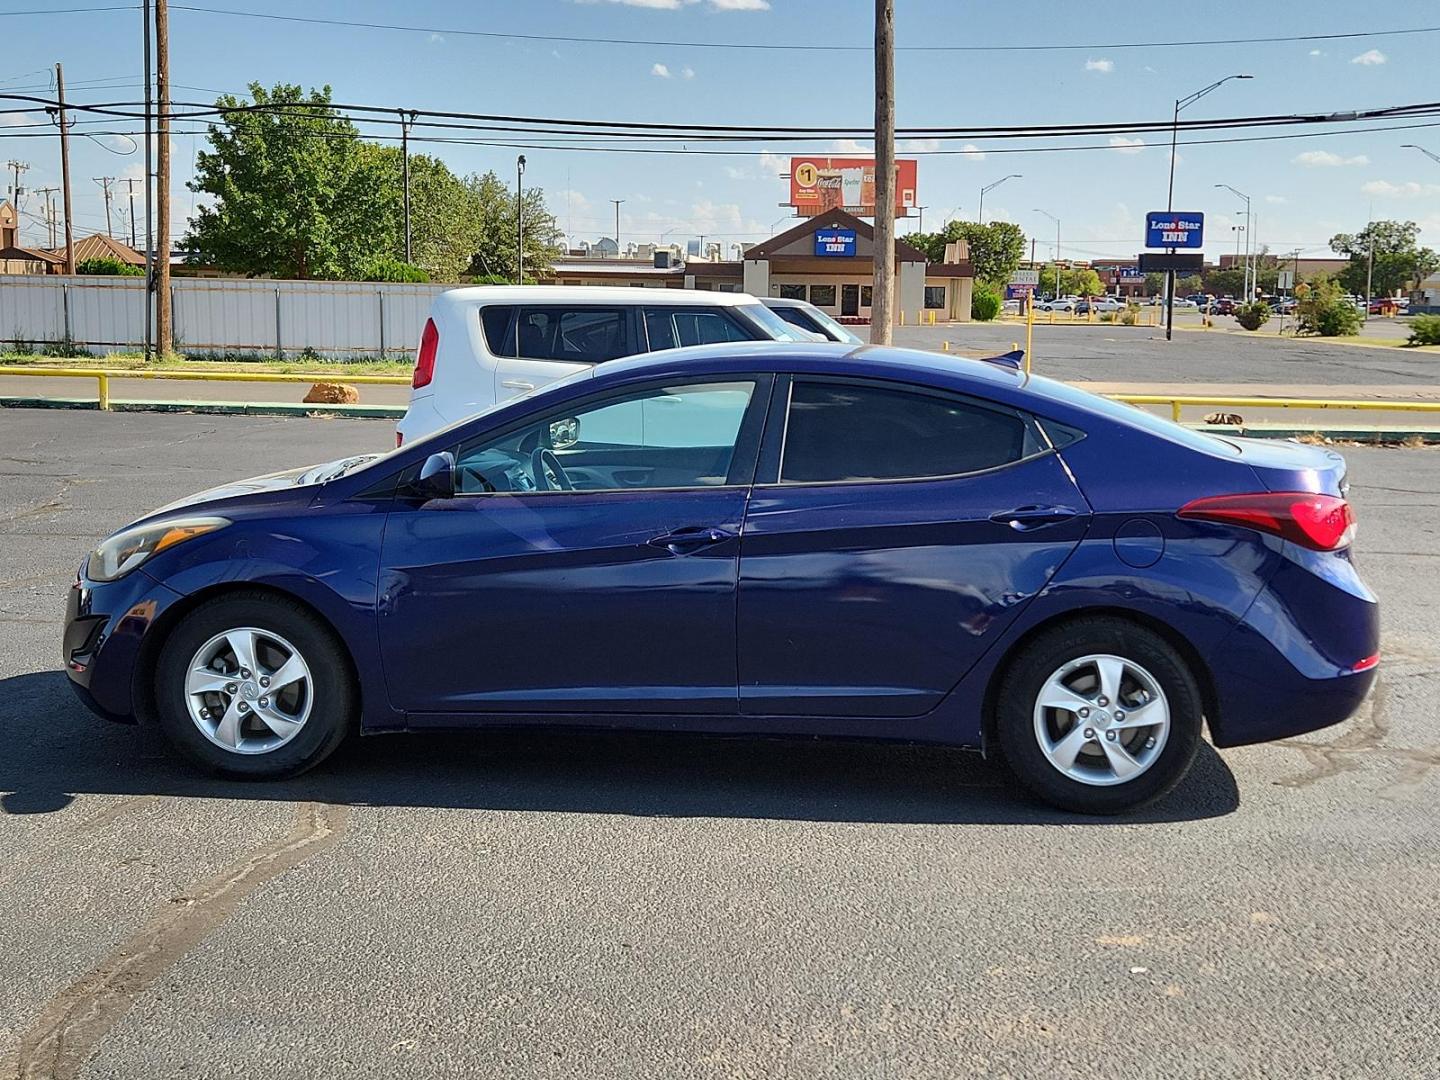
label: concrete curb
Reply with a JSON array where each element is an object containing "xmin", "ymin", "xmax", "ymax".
[
  {"xmin": 4, "ymin": 396, "xmax": 1438, "ymax": 443},
  {"xmin": 0, "ymin": 396, "xmax": 405, "ymax": 419}
]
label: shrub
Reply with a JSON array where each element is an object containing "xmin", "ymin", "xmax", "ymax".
[
  {"xmin": 1407, "ymin": 313, "xmax": 1440, "ymax": 346},
  {"xmin": 1296, "ymin": 276, "xmax": 1362, "ymax": 337},
  {"xmin": 357, "ymin": 256, "xmax": 429, "ymax": 283},
  {"xmin": 1119, "ymin": 303, "xmax": 1140, "ymax": 326},
  {"xmin": 971, "ymin": 284, "xmax": 1002, "ymax": 322},
  {"xmin": 77, "ymin": 256, "xmax": 142, "ymax": 276},
  {"xmin": 1235, "ymin": 301, "xmax": 1271, "ymax": 331}
]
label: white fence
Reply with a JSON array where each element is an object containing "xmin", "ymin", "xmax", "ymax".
[{"xmin": 0, "ymin": 274, "xmax": 451, "ymax": 358}]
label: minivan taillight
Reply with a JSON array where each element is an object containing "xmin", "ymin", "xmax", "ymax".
[
  {"xmin": 1178, "ymin": 492, "xmax": 1355, "ymax": 551},
  {"xmin": 412, "ymin": 317, "xmax": 438, "ymax": 389}
]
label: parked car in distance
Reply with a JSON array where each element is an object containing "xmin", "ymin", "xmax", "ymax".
[
  {"xmin": 1038, "ymin": 296, "xmax": 1080, "ymax": 313},
  {"xmin": 1074, "ymin": 297, "xmax": 1128, "ymax": 315},
  {"xmin": 396, "ymin": 286, "xmax": 810, "ymax": 444},
  {"xmin": 67, "ymin": 341, "xmax": 1379, "ymax": 814},
  {"xmin": 1208, "ymin": 297, "xmax": 1238, "ymax": 316},
  {"xmin": 762, "ymin": 296, "xmax": 865, "ymax": 344}
]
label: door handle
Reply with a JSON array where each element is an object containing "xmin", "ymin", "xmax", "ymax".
[
  {"xmin": 501, "ymin": 379, "xmax": 536, "ymax": 391},
  {"xmin": 647, "ymin": 526, "xmax": 737, "ymax": 554},
  {"xmin": 989, "ymin": 504, "xmax": 1080, "ymax": 531}
]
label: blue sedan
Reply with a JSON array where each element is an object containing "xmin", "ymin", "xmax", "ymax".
[{"xmin": 64, "ymin": 343, "xmax": 1378, "ymax": 812}]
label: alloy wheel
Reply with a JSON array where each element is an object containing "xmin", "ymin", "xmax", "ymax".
[
  {"xmin": 183, "ymin": 626, "xmax": 314, "ymax": 755},
  {"xmin": 1032, "ymin": 653, "xmax": 1171, "ymax": 786}
]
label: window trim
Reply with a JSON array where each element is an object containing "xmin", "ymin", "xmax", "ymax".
[
  {"xmin": 757, "ymin": 374, "xmax": 1052, "ymax": 489},
  {"xmin": 639, "ymin": 306, "xmax": 758, "ymax": 352},
  {"xmin": 441, "ymin": 373, "xmax": 775, "ymax": 499}
]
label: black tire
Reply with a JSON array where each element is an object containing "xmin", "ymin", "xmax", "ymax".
[
  {"xmin": 994, "ymin": 616, "xmax": 1202, "ymax": 814},
  {"xmin": 154, "ymin": 592, "xmax": 355, "ymax": 779}
]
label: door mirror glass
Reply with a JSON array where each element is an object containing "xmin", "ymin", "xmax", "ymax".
[
  {"xmin": 548, "ymin": 417, "xmax": 580, "ymax": 449},
  {"xmin": 414, "ymin": 451, "xmax": 456, "ymax": 500}
]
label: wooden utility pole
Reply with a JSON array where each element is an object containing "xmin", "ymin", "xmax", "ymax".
[
  {"xmin": 94, "ymin": 176, "xmax": 117, "ymax": 238},
  {"xmin": 155, "ymin": 0, "xmax": 172, "ymax": 355},
  {"xmin": 56, "ymin": 64, "xmax": 75, "ymax": 274},
  {"xmin": 122, "ymin": 176, "xmax": 141, "ymax": 248},
  {"xmin": 870, "ymin": 0, "xmax": 896, "ymax": 344}
]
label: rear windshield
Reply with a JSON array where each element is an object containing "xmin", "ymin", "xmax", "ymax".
[{"xmin": 1026, "ymin": 375, "xmax": 1241, "ymax": 456}]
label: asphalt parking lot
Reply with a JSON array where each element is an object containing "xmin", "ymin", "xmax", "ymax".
[{"xmin": 2, "ymin": 409, "xmax": 1439, "ymax": 1079}]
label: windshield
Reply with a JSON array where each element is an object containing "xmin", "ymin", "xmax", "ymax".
[
  {"xmin": 799, "ymin": 305, "xmax": 864, "ymax": 344},
  {"xmin": 736, "ymin": 302, "xmax": 813, "ymax": 342}
]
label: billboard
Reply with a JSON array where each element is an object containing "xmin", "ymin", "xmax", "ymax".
[
  {"xmin": 814, "ymin": 228, "xmax": 857, "ymax": 256},
  {"xmin": 789, "ymin": 157, "xmax": 918, "ymax": 218},
  {"xmin": 1145, "ymin": 212, "xmax": 1205, "ymax": 249}
]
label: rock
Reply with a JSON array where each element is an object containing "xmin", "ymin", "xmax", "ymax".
[
  {"xmin": 1204, "ymin": 411, "xmax": 1244, "ymax": 426},
  {"xmin": 303, "ymin": 382, "xmax": 359, "ymax": 405}
]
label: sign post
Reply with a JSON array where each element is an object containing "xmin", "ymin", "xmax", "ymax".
[{"xmin": 1146, "ymin": 211, "xmax": 1204, "ymax": 342}]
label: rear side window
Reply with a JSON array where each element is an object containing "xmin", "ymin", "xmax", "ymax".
[
  {"xmin": 481, "ymin": 305, "xmax": 516, "ymax": 356},
  {"xmin": 494, "ymin": 307, "xmax": 633, "ymax": 364},
  {"xmin": 781, "ymin": 381, "xmax": 1033, "ymax": 484},
  {"xmin": 644, "ymin": 307, "xmax": 755, "ymax": 351}
]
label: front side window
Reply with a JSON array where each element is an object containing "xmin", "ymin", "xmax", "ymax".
[
  {"xmin": 455, "ymin": 380, "xmax": 758, "ymax": 494},
  {"xmin": 645, "ymin": 308, "xmax": 754, "ymax": 351},
  {"xmin": 511, "ymin": 307, "xmax": 631, "ymax": 364},
  {"xmin": 781, "ymin": 381, "xmax": 1033, "ymax": 484}
]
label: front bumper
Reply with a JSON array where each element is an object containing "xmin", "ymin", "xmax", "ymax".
[{"xmin": 64, "ymin": 565, "xmax": 187, "ymax": 723}]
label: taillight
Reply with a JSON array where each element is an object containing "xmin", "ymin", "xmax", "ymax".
[
  {"xmin": 412, "ymin": 317, "xmax": 438, "ymax": 389},
  {"xmin": 1178, "ymin": 492, "xmax": 1355, "ymax": 551}
]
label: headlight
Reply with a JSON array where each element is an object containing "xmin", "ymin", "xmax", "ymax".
[{"xmin": 87, "ymin": 516, "xmax": 230, "ymax": 583}]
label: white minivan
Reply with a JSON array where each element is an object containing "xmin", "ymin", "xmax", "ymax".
[{"xmin": 397, "ymin": 286, "xmax": 806, "ymax": 444}]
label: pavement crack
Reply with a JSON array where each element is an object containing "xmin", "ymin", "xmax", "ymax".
[{"xmin": 4, "ymin": 801, "xmax": 350, "ymax": 1080}]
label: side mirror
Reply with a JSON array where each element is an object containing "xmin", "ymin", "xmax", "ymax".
[
  {"xmin": 549, "ymin": 417, "xmax": 580, "ymax": 449},
  {"xmin": 413, "ymin": 451, "xmax": 456, "ymax": 500}
]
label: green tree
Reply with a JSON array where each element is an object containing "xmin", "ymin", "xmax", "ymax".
[
  {"xmin": 184, "ymin": 83, "xmax": 375, "ymax": 279},
  {"xmin": 1036, "ymin": 265, "xmax": 1103, "ymax": 298},
  {"xmin": 909, "ymin": 220, "xmax": 1025, "ymax": 287},
  {"xmin": 77, "ymin": 256, "xmax": 142, "ymax": 276},
  {"xmin": 1143, "ymin": 272, "xmax": 1166, "ymax": 296},
  {"xmin": 1329, "ymin": 220, "xmax": 1440, "ymax": 297},
  {"xmin": 1176, "ymin": 274, "xmax": 1204, "ymax": 295},
  {"xmin": 1203, "ymin": 267, "xmax": 1246, "ymax": 297}
]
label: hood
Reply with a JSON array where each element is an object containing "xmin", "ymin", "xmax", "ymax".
[{"xmin": 147, "ymin": 455, "xmax": 382, "ymax": 516}]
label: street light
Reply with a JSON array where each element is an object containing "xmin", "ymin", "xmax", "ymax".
[
  {"xmin": 913, "ymin": 205, "xmax": 928, "ymax": 234},
  {"xmin": 1163, "ymin": 74, "xmax": 1252, "ymax": 341},
  {"xmin": 515, "ymin": 154, "xmax": 526, "ymax": 285},
  {"xmin": 1215, "ymin": 183, "xmax": 1252, "ymax": 298},
  {"xmin": 979, "ymin": 175, "xmax": 1021, "ymax": 225},
  {"xmin": 1401, "ymin": 143, "xmax": 1440, "ymax": 166},
  {"xmin": 1034, "ymin": 207, "xmax": 1060, "ymax": 298}
]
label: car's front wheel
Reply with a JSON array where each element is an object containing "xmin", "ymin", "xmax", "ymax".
[
  {"xmin": 995, "ymin": 617, "xmax": 1202, "ymax": 813},
  {"xmin": 154, "ymin": 593, "xmax": 355, "ymax": 778}
]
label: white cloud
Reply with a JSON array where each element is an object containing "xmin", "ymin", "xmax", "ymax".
[
  {"xmin": 650, "ymin": 62, "xmax": 671, "ymax": 78},
  {"xmin": 1265, "ymin": 194, "xmax": 1288, "ymax": 204},
  {"xmin": 757, "ymin": 151, "xmax": 788, "ymax": 176},
  {"xmin": 959, "ymin": 143, "xmax": 986, "ymax": 160},
  {"xmin": 1085, "ymin": 58, "xmax": 1114, "ymax": 73},
  {"xmin": 903, "ymin": 138, "xmax": 940, "ymax": 153},
  {"xmin": 1293, "ymin": 150, "xmax": 1369, "ymax": 167},
  {"xmin": 1350, "ymin": 49, "xmax": 1387, "ymax": 65},
  {"xmin": 709, "ymin": 0, "xmax": 769, "ymax": 8},
  {"xmin": 723, "ymin": 165, "xmax": 749, "ymax": 180},
  {"xmin": 831, "ymin": 138, "xmax": 872, "ymax": 154},
  {"xmin": 428, "ymin": 32, "xmax": 444, "ymax": 43},
  {"xmin": 1308, "ymin": 49, "xmax": 1324, "ymax": 57},
  {"xmin": 1361, "ymin": 179, "xmax": 1440, "ymax": 198},
  {"xmin": 0, "ymin": 111, "xmax": 40, "ymax": 128},
  {"xmin": 681, "ymin": 66, "xmax": 695, "ymax": 79},
  {"xmin": 1108, "ymin": 136, "xmax": 1145, "ymax": 154}
]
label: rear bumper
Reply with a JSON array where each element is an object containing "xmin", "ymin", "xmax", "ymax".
[
  {"xmin": 1205, "ymin": 551, "xmax": 1380, "ymax": 748},
  {"xmin": 63, "ymin": 566, "xmax": 187, "ymax": 722},
  {"xmin": 394, "ymin": 395, "xmax": 447, "ymax": 445}
]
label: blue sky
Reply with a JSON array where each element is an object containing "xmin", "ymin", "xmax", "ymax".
[{"xmin": 4, "ymin": 0, "xmax": 1438, "ymax": 261}]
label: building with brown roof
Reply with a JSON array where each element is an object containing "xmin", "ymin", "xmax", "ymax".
[{"xmin": 550, "ymin": 209, "xmax": 976, "ymax": 323}]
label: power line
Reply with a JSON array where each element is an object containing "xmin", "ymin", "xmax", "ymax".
[{"xmin": 164, "ymin": 4, "xmax": 1440, "ymax": 54}]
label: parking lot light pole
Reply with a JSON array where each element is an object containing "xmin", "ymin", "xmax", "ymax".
[
  {"xmin": 1215, "ymin": 183, "xmax": 1252, "ymax": 298},
  {"xmin": 978, "ymin": 175, "xmax": 1021, "ymax": 225},
  {"xmin": 1165, "ymin": 74, "xmax": 1252, "ymax": 340},
  {"xmin": 516, "ymin": 155, "xmax": 526, "ymax": 285},
  {"xmin": 1033, "ymin": 207, "xmax": 1059, "ymax": 298},
  {"xmin": 1401, "ymin": 143, "xmax": 1440, "ymax": 166}
]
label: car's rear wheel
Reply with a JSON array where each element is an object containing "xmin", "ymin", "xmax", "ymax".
[
  {"xmin": 154, "ymin": 593, "xmax": 354, "ymax": 778},
  {"xmin": 995, "ymin": 617, "xmax": 1202, "ymax": 813}
]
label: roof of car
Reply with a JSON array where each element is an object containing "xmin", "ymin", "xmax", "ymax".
[
  {"xmin": 578, "ymin": 340, "xmax": 1028, "ymax": 395},
  {"xmin": 435, "ymin": 285, "xmax": 759, "ymax": 308},
  {"xmin": 760, "ymin": 297, "xmax": 810, "ymax": 309}
]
